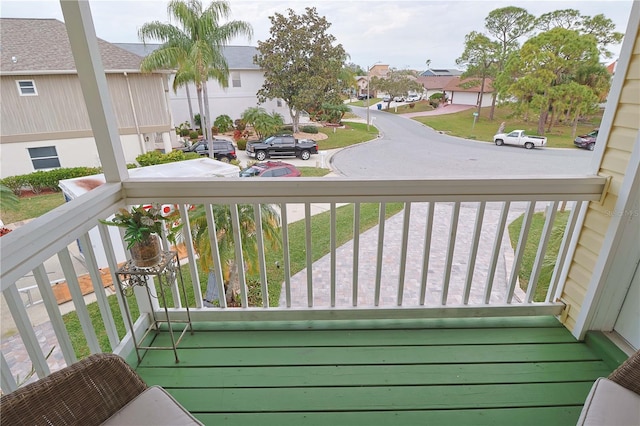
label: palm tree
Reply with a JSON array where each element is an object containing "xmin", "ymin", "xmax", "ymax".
[
  {"xmin": 138, "ymin": 0, "xmax": 252, "ymax": 153},
  {"xmin": 190, "ymin": 204, "xmax": 281, "ymax": 305}
]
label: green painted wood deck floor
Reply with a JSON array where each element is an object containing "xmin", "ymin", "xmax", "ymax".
[{"xmin": 133, "ymin": 316, "xmax": 620, "ymax": 426}]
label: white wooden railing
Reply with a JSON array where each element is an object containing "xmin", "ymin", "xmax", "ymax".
[{"xmin": 0, "ymin": 176, "xmax": 606, "ymax": 392}]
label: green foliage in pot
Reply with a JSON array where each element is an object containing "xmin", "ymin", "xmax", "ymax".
[{"xmin": 100, "ymin": 204, "xmax": 167, "ymax": 249}]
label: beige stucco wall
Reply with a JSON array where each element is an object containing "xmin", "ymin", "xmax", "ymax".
[{"xmin": 561, "ymin": 24, "xmax": 640, "ymax": 331}]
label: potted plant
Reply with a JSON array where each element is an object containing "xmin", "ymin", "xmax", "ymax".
[{"xmin": 101, "ymin": 204, "xmax": 167, "ymax": 267}]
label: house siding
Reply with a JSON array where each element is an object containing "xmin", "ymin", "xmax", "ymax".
[
  {"xmin": 169, "ymin": 70, "xmax": 288, "ymax": 125},
  {"xmin": 561, "ymin": 23, "xmax": 640, "ymax": 332},
  {"xmin": 0, "ymin": 73, "xmax": 170, "ymax": 178},
  {"xmin": 0, "ymin": 73, "xmax": 169, "ymax": 138}
]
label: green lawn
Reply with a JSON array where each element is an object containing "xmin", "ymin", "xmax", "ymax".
[
  {"xmin": 299, "ymin": 167, "xmax": 331, "ymax": 177},
  {"xmin": 413, "ymin": 106, "xmax": 602, "ymax": 149},
  {"xmin": 63, "ymin": 202, "xmax": 403, "ymax": 358},
  {"xmin": 1, "ymin": 192, "xmax": 65, "ymax": 225},
  {"xmin": 381, "ymin": 100, "xmax": 435, "ymax": 114},
  {"xmin": 346, "ymin": 98, "xmax": 382, "ymax": 107},
  {"xmin": 508, "ymin": 210, "xmax": 570, "ymax": 302},
  {"xmin": 316, "ymin": 122, "xmax": 378, "ymax": 150}
]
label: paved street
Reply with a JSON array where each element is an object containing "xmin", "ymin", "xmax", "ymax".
[{"xmin": 333, "ymin": 106, "xmax": 594, "ymax": 178}]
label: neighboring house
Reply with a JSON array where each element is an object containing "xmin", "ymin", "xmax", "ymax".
[
  {"xmin": 416, "ymin": 76, "xmax": 457, "ymax": 99},
  {"xmin": 115, "ymin": 43, "xmax": 290, "ymax": 127},
  {"xmin": 355, "ymin": 64, "xmax": 390, "ymax": 97},
  {"xmin": 442, "ymin": 76, "xmax": 494, "ymax": 107},
  {"xmin": 0, "ymin": 18, "xmax": 173, "ymax": 179},
  {"xmin": 419, "ymin": 68, "xmax": 463, "ymax": 77}
]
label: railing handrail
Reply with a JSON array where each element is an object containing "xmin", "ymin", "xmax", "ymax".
[
  {"xmin": 123, "ymin": 175, "xmax": 607, "ymax": 204},
  {"xmin": 1, "ymin": 175, "xmax": 606, "ymax": 290},
  {"xmin": 0, "ymin": 183, "xmax": 124, "ymax": 289}
]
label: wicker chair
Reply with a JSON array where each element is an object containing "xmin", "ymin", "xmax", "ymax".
[
  {"xmin": 577, "ymin": 350, "xmax": 640, "ymax": 425},
  {"xmin": 0, "ymin": 353, "xmax": 202, "ymax": 425}
]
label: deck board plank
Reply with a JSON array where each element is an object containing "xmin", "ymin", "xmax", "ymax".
[
  {"xmin": 168, "ymin": 382, "xmax": 594, "ymax": 412},
  {"xmin": 140, "ymin": 343, "xmax": 601, "ymax": 367},
  {"xmin": 194, "ymin": 407, "xmax": 583, "ymax": 426},
  {"xmin": 138, "ymin": 361, "xmax": 612, "ymax": 388},
  {"xmin": 151, "ymin": 327, "xmax": 576, "ymax": 348},
  {"xmin": 134, "ymin": 317, "xmax": 615, "ymax": 426}
]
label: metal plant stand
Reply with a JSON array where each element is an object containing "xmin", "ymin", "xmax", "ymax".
[{"xmin": 115, "ymin": 250, "xmax": 193, "ymax": 364}]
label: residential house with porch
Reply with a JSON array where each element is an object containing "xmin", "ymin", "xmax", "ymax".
[
  {"xmin": 0, "ymin": 18, "xmax": 173, "ymax": 179},
  {"xmin": 0, "ymin": 2, "xmax": 638, "ymax": 423}
]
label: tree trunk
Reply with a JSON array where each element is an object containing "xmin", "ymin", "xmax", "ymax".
[
  {"xmin": 489, "ymin": 93, "xmax": 497, "ymax": 121},
  {"xmin": 203, "ymin": 82, "xmax": 213, "ymax": 143},
  {"xmin": 185, "ymin": 84, "xmax": 195, "ymax": 130},
  {"xmin": 571, "ymin": 106, "xmax": 581, "ymax": 139},
  {"xmin": 475, "ymin": 76, "xmax": 486, "ymax": 120},
  {"xmin": 226, "ymin": 261, "xmax": 241, "ymax": 305},
  {"xmin": 289, "ymin": 108, "xmax": 300, "ymax": 133},
  {"xmin": 547, "ymin": 104, "xmax": 556, "ymax": 133},
  {"xmin": 537, "ymin": 99, "xmax": 549, "ymax": 136}
]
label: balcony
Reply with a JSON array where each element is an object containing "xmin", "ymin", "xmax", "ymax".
[
  {"xmin": 1, "ymin": 1, "xmax": 639, "ymax": 423},
  {"xmin": 0, "ymin": 176, "xmax": 614, "ymax": 391}
]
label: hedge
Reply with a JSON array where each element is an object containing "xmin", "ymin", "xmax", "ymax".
[
  {"xmin": 135, "ymin": 150, "xmax": 199, "ymax": 167},
  {"xmin": 1, "ymin": 167, "xmax": 102, "ymax": 195}
]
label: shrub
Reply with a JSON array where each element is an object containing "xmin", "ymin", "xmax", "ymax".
[
  {"xmin": 214, "ymin": 115, "xmax": 233, "ymax": 133},
  {"xmin": 234, "ymin": 119, "xmax": 247, "ymax": 131},
  {"xmin": 189, "ymin": 130, "xmax": 199, "ymax": 140},
  {"xmin": 236, "ymin": 138, "xmax": 247, "ymax": 150},
  {"xmin": 0, "ymin": 167, "xmax": 102, "ymax": 195},
  {"xmin": 301, "ymin": 125, "xmax": 319, "ymax": 134},
  {"xmin": 409, "ymin": 103, "xmax": 415, "ymax": 109},
  {"xmin": 135, "ymin": 150, "xmax": 199, "ymax": 167},
  {"xmin": 429, "ymin": 92, "xmax": 444, "ymax": 100},
  {"xmin": 180, "ymin": 128, "xmax": 190, "ymax": 137},
  {"xmin": 211, "ymin": 126, "xmax": 219, "ymax": 135}
]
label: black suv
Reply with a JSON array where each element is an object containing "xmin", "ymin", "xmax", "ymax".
[{"xmin": 179, "ymin": 139, "xmax": 237, "ymax": 162}]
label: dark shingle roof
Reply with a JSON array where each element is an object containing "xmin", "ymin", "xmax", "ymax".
[
  {"xmin": 0, "ymin": 18, "xmax": 143, "ymax": 73},
  {"xmin": 114, "ymin": 43, "xmax": 260, "ymax": 70}
]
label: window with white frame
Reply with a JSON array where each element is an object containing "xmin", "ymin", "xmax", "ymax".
[
  {"xmin": 28, "ymin": 146, "xmax": 61, "ymax": 170},
  {"xmin": 17, "ymin": 80, "xmax": 37, "ymax": 96},
  {"xmin": 231, "ymin": 72, "xmax": 241, "ymax": 88}
]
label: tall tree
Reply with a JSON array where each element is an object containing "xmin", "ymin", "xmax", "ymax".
[
  {"xmin": 255, "ymin": 7, "xmax": 347, "ymax": 132},
  {"xmin": 370, "ymin": 69, "xmax": 423, "ymax": 109},
  {"xmin": 536, "ymin": 10, "xmax": 623, "ymax": 57},
  {"xmin": 139, "ymin": 0, "xmax": 252, "ymax": 155},
  {"xmin": 501, "ymin": 28, "xmax": 600, "ymax": 135},
  {"xmin": 484, "ymin": 6, "xmax": 535, "ymax": 119},
  {"xmin": 456, "ymin": 31, "xmax": 501, "ymax": 120},
  {"xmin": 190, "ymin": 204, "xmax": 281, "ymax": 306}
]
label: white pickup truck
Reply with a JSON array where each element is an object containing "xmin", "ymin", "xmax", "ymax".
[{"xmin": 493, "ymin": 130, "xmax": 547, "ymax": 149}]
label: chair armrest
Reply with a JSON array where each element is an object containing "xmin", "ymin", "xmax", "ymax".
[
  {"xmin": 0, "ymin": 353, "xmax": 147, "ymax": 426},
  {"xmin": 608, "ymin": 350, "xmax": 640, "ymax": 395}
]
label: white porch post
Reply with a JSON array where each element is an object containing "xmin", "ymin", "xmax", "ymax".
[{"xmin": 60, "ymin": 0, "xmax": 128, "ymax": 183}]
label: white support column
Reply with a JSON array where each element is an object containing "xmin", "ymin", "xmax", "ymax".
[
  {"xmin": 60, "ymin": 1, "xmax": 128, "ymax": 183},
  {"xmin": 162, "ymin": 132, "xmax": 173, "ymax": 153}
]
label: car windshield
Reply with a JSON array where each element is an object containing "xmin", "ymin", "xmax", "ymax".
[
  {"xmin": 239, "ymin": 166, "xmax": 262, "ymax": 177},
  {"xmin": 264, "ymin": 136, "xmax": 276, "ymax": 144}
]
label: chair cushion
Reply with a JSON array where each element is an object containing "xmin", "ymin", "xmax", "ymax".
[
  {"xmin": 101, "ymin": 386, "xmax": 203, "ymax": 425},
  {"xmin": 577, "ymin": 377, "xmax": 640, "ymax": 425}
]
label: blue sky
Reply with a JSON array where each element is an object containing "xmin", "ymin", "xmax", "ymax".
[{"xmin": 1, "ymin": 0, "xmax": 633, "ymax": 70}]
